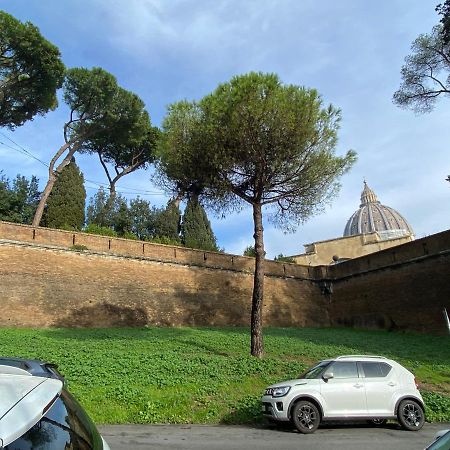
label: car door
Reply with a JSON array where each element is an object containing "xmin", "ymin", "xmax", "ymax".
[
  {"xmin": 360, "ymin": 361, "xmax": 397, "ymax": 415},
  {"xmin": 319, "ymin": 361, "xmax": 367, "ymax": 417}
]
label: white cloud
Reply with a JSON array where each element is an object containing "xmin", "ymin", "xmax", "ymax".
[{"xmin": 1, "ymin": 0, "xmax": 448, "ymax": 257}]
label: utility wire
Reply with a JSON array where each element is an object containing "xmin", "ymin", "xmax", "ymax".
[
  {"xmin": 0, "ymin": 132, "xmax": 50, "ymax": 168},
  {"xmin": 0, "ymin": 133, "xmax": 166, "ymax": 197}
]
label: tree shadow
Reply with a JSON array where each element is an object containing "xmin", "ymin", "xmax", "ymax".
[{"xmin": 53, "ymin": 302, "xmax": 149, "ymax": 328}]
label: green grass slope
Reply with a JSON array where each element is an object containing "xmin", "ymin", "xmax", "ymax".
[{"xmin": 0, "ymin": 327, "xmax": 448, "ymax": 424}]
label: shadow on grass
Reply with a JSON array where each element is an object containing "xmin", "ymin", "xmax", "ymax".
[
  {"xmin": 40, "ymin": 325, "xmax": 450, "ymax": 368},
  {"xmin": 41, "ymin": 325, "xmax": 198, "ymax": 341},
  {"xmin": 263, "ymin": 327, "xmax": 450, "ymax": 364}
]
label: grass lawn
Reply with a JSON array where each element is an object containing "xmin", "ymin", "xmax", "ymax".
[{"xmin": 0, "ymin": 327, "xmax": 449, "ymax": 424}]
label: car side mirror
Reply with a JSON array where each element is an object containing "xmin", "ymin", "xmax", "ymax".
[{"xmin": 322, "ymin": 372, "xmax": 334, "ymax": 381}]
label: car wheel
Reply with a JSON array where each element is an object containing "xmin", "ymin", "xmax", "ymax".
[
  {"xmin": 368, "ymin": 419, "xmax": 387, "ymax": 426},
  {"xmin": 397, "ymin": 399, "xmax": 424, "ymax": 431},
  {"xmin": 292, "ymin": 400, "xmax": 321, "ymax": 434}
]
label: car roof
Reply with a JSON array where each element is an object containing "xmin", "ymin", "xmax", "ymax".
[
  {"xmin": 0, "ymin": 357, "xmax": 64, "ymax": 382},
  {"xmin": 334, "ymin": 355, "xmax": 391, "ymax": 362},
  {"xmin": 0, "ymin": 373, "xmax": 63, "ymax": 447}
]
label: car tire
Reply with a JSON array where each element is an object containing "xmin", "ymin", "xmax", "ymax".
[
  {"xmin": 397, "ymin": 399, "xmax": 425, "ymax": 431},
  {"xmin": 368, "ymin": 419, "xmax": 387, "ymax": 426},
  {"xmin": 291, "ymin": 400, "xmax": 321, "ymax": 434}
]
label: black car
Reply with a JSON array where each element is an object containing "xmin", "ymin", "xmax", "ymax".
[{"xmin": 0, "ymin": 357, "xmax": 110, "ymax": 450}]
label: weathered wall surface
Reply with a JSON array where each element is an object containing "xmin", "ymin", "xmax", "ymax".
[
  {"xmin": 324, "ymin": 229, "xmax": 450, "ymax": 334},
  {"xmin": 0, "ymin": 240, "xmax": 327, "ymax": 328},
  {"xmin": 0, "ymin": 221, "xmax": 312, "ymax": 279},
  {"xmin": 1, "ymin": 221, "xmax": 449, "ymax": 334}
]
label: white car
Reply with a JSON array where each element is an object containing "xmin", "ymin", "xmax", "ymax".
[
  {"xmin": 261, "ymin": 355, "xmax": 425, "ymax": 434},
  {"xmin": 0, "ymin": 360, "xmax": 110, "ymax": 449}
]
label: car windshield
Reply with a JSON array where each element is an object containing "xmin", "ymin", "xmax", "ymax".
[{"xmin": 299, "ymin": 361, "xmax": 331, "ymax": 379}]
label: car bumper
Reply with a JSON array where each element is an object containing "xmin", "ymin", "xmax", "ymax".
[{"xmin": 261, "ymin": 395, "xmax": 290, "ymax": 421}]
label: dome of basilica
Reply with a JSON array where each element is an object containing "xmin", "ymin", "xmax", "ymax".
[{"xmin": 343, "ymin": 182, "xmax": 414, "ymax": 240}]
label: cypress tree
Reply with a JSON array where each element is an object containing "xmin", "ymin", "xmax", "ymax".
[
  {"xmin": 182, "ymin": 198, "xmax": 218, "ymax": 251},
  {"xmin": 44, "ymin": 158, "xmax": 86, "ymax": 230},
  {"xmin": 154, "ymin": 198, "xmax": 181, "ymax": 242}
]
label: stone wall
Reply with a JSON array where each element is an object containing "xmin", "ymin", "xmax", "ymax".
[
  {"xmin": 0, "ymin": 225, "xmax": 327, "ymax": 328},
  {"xmin": 0, "ymin": 221, "xmax": 449, "ymax": 334},
  {"xmin": 0, "ymin": 221, "xmax": 312, "ymax": 279},
  {"xmin": 324, "ymin": 229, "xmax": 450, "ymax": 335}
]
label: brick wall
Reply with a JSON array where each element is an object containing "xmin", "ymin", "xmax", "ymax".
[
  {"xmin": 0, "ymin": 241, "xmax": 327, "ymax": 328},
  {"xmin": 0, "ymin": 221, "xmax": 312, "ymax": 279},
  {"xmin": 325, "ymin": 230, "xmax": 450, "ymax": 334},
  {"xmin": 1, "ymin": 221, "xmax": 449, "ymax": 334}
]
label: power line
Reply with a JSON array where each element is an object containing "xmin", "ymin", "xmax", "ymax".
[
  {"xmin": 0, "ymin": 133, "xmax": 166, "ymax": 197},
  {"xmin": 0, "ymin": 132, "xmax": 50, "ymax": 168}
]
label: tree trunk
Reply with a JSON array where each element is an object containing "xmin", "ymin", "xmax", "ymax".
[
  {"xmin": 104, "ymin": 182, "xmax": 117, "ymax": 216},
  {"xmin": 251, "ymin": 202, "xmax": 265, "ymax": 358},
  {"xmin": 32, "ymin": 142, "xmax": 78, "ymax": 226}
]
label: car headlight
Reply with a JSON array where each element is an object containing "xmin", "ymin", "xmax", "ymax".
[{"xmin": 271, "ymin": 386, "xmax": 291, "ymax": 397}]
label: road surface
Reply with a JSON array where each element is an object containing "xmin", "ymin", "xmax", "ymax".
[{"xmin": 98, "ymin": 422, "xmax": 449, "ymax": 450}]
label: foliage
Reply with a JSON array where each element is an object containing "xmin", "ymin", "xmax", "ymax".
[
  {"xmin": 122, "ymin": 231, "xmax": 138, "ymax": 240},
  {"xmin": 84, "ymin": 223, "xmax": 117, "ymax": 237},
  {"xmin": 86, "ymin": 191, "xmax": 202, "ymax": 244},
  {"xmin": 33, "ymin": 67, "xmax": 150, "ymax": 227},
  {"xmin": 436, "ymin": 1, "xmax": 450, "ymax": 45},
  {"xmin": 89, "ymin": 125, "xmax": 159, "ymax": 204},
  {"xmin": 86, "ymin": 189, "xmax": 132, "ymax": 237},
  {"xmin": 182, "ymin": 198, "xmax": 218, "ymax": 251},
  {"xmin": 394, "ymin": 26, "xmax": 450, "ymax": 113},
  {"xmin": 86, "ymin": 187, "xmax": 111, "ymax": 228},
  {"xmin": 274, "ymin": 254, "xmax": 296, "ymax": 263},
  {"xmin": 153, "ymin": 199, "xmax": 181, "ymax": 243},
  {"xmin": 43, "ymin": 159, "xmax": 85, "ymax": 230},
  {"xmin": 128, "ymin": 197, "xmax": 157, "ymax": 241},
  {"xmin": 112, "ymin": 196, "xmax": 132, "ymax": 236},
  {"xmin": 0, "ymin": 11, "xmax": 65, "ymax": 129},
  {"xmin": 69, "ymin": 244, "xmax": 88, "ymax": 252},
  {"xmin": 158, "ymin": 72, "xmax": 356, "ymax": 357},
  {"xmin": 0, "ymin": 172, "xmax": 40, "ymax": 224},
  {"xmin": 422, "ymin": 391, "xmax": 450, "ymax": 422},
  {"xmin": 148, "ymin": 235, "xmax": 183, "ymax": 246},
  {"xmin": 0, "ymin": 327, "xmax": 447, "ymax": 425},
  {"xmin": 243, "ymin": 245, "xmax": 256, "ymax": 257}
]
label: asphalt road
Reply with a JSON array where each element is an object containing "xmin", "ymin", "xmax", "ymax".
[{"xmin": 98, "ymin": 422, "xmax": 450, "ymax": 450}]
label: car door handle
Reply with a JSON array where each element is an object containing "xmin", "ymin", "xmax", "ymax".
[
  {"xmin": 354, "ymin": 383, "xmax": 364, "ymax": 388},
  {"xmin": 388, "ymin": 382, "xmax": 396, "ymax": 386}
]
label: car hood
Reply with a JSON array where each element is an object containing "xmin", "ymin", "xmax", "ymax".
[
  {"xmin": 0, "ymin": 374, "xmax": 63, "ymax": 447},
  {"xmin": 267, "ymin": 378, "xmax": 319, "ymax": 389}
]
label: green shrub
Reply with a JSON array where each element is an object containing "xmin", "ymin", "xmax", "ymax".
[
  {"xmin": 422, "ymin": 391, "xmax": 450, "ymax": 422},
  {"xmin": 69, "ymin": 244, "xmax": 88, "ymax": 252},
  {"xmin": 84, "ymin": 223, "xmax": 117, "ymax": 237},
  {"xmin": 149, "ymin": 236, "xmax": 182, "ymax": 246},
  {"xmin": 122, "ymin": 231, "xmax": 138, "ymax": 240}
]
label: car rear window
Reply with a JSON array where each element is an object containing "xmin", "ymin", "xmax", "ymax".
[
  {"xmin": 5, "ymin": 389, "xmax": 103, "ymax": 450},
  {"xmin": 361, "ymin": 362, "xmax": 392, "ymax": 378}
]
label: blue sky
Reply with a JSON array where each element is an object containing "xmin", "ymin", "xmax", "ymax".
[{"xmin": 0, "ymin": 1, "xmax": 449, "ymax": 258}]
